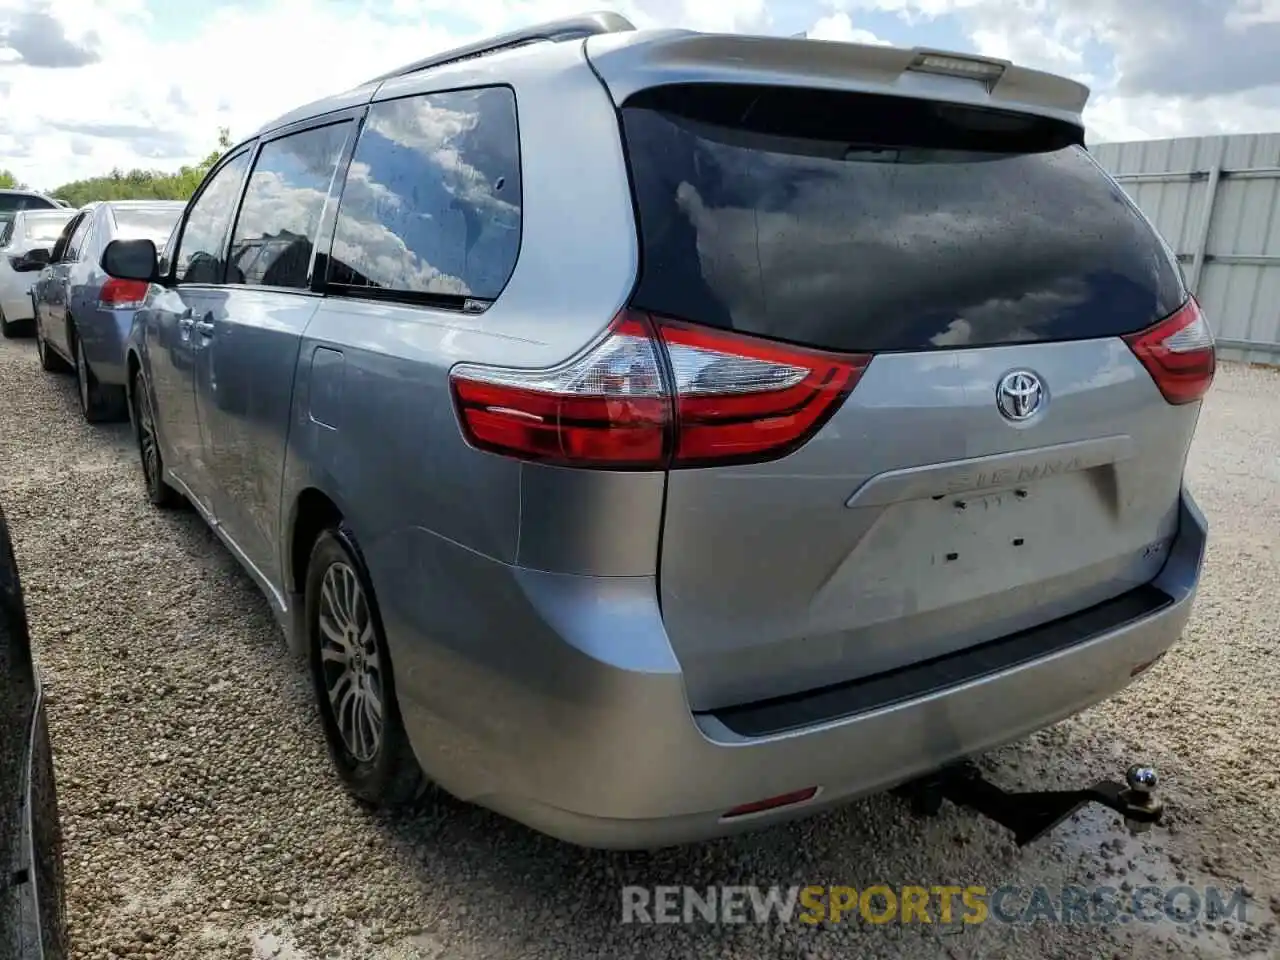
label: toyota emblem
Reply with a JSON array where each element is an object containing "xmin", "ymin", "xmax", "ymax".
[{"xmin": 996, "ymin": 370, "xmax": 1045, "ymax": 422}]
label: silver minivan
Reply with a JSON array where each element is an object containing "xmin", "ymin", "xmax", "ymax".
[{"xmin": 99, "ymin": 13, "xmax": 1211, "ymax": 848}]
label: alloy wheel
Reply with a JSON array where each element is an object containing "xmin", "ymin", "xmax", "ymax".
[
  {"xmin": 75, "ymin": 341, "xmax": 90, "ymax": 413},
  {"xmin": 135, "ymin": 384, "xmax": 160, "ymax": 489},
  {"xmin": 317, "ymin": 561, "xmax": 385, "ymax": 763}
]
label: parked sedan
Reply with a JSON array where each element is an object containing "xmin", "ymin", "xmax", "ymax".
[
  {"xmin": 33, "ymin": 201, "xmax": 184, "ymax": 422},
  {"xmin": 0, "ymin": 503, "xmax": 68, "ymax": 958},
  {"xmin": 0, "ymin": 210, "xmax": 76, "ymax": 338},
  {"xmin": 0, "ymin": 191, "xmax": 63, "ymax": 215}
]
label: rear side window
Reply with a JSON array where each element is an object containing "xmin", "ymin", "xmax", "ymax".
[
  {"xmin": 327, "ymin": 85, "xmax": 522, "ymax": 307},
  {"xmin": 113, "ymin": 206, "xmax": 182, "ymax": 245},
  {"xmin": 622, "ymin": 85, "xmax": 1186, "ymax": 353},
  {"xmin": 229, "ymin": 122, "xmax": 351, "ymax": 289}
]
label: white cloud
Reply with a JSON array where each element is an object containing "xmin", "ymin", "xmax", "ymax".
[
  {"xmin": 827, "ymin": 0, "xmax": 1280, "ymax": 141},
  {"xmin": 0, "ymin": 0, "xmax": 1278, "ymax": 192},
  {"xmin": 805, "ymin": 12, "xmax": 888, "ymax": 44}
]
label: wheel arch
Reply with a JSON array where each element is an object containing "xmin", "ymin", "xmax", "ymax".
[{"xmin": 286, "ymin": 486, "xmax": 346, "ymax": 599}]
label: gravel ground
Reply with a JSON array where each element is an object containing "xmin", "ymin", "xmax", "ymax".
[{"xmin": 1, "ymin": 334, "xmax": 1278, "ymax": 960}]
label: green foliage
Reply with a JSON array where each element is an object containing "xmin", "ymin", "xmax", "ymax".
[
  {"xmin": 48, "ymin": 128, "xmax": 232, "ymax": 208},
  {"xmin": 0, "ymin": 170, "xmax": 23, "ymax": 190}
]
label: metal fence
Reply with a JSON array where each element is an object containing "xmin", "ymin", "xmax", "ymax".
[{"xmin": 1092, "ymin": 133, "xmax": 1280, "ymax": 366}]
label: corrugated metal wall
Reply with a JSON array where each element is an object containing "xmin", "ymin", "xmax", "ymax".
[{"xmin": 1092, "ymin": 133, "xmax": 1280, "ymax": 366}]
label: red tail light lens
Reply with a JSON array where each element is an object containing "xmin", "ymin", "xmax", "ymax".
[
  {"xmin": 450, "ymin": 312, "xmax": 672, "ymax": 469},
  {"xmin": 657, "ymin": 319, "xmax": 869, "ymax": 466},
  {"xmin": 449, "ymin": 311, "xmax": 872, "ymax": 469},
  {"xmin": 98, "ymin": 277, "xmax": 150, "ymax": 309},
  {"xmin": 1123, "ymin": 297, "xmax": 1216, "ymax": 405}
]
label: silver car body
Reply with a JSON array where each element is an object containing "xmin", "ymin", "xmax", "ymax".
[
  {"xmin": 0, "ymin": 210, "xmax": 74, "ymax": 326},
  {"xmin": 121, "ymin": 19, "xmax": 1210, "ymax": 847},
  {"xmin": 35, "ymin": 201, "xmax": 184, "ymax": 387}
]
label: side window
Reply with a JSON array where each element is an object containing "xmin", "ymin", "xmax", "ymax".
[
  {"xmin": 328, "ymin": 85, "xmax": 522, "ymax": 305},
  {"xmin": 63, "ymin": 214, "xmax": 93, "ymax": 262},
  {"xmin": 174, "ymin": 151, "xmax": 252, "ymax": 284},
  {"xmin": 227, "ymin": 122, "xmax": 350, "ymax": 289},
  {"xmin": 50, "ymin": 214, "xmax": 83, "ymax": 263},
  {"xmin": 157, "ymin": 220, "xmax": 181, "ymax": 277}
]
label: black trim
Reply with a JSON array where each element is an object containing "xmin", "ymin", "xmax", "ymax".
[
  {"xmin": 324, "ymin": 284, "xmax": 483, "ymax": 312},
  {"xmin": 311, "ymin": 107, "xmax": 368, "ymax": 295},
  {"xmin": 707, "ymin": 584, "xmax": 1174, "ymax": 738}
]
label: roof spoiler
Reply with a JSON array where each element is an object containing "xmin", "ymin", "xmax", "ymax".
[{"xmin": 586, "ymin": 31, "xmax": 1090, "ymax": 126}]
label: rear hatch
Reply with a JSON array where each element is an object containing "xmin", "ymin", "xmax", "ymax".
[{"xmin": 616, "ymin": 80, "xmax": 1209, "ymax": 711}]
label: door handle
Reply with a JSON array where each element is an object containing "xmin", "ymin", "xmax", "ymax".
[{"xmin": 194, "ymin": 320, "xmax": 216, "ymax": 337}]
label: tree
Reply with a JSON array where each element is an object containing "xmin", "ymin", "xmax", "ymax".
[
  {"xmin": 48, "ymin": 128, "xmax": 233, "ymax": 207},
  {"xmin": 0, "ymin": 170, "xmax": 23, "ymax": 190}
]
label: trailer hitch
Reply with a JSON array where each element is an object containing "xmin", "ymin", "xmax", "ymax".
[{"xmin": 894, "ymin": 762, "xmax": 1162, "ymax": 847}]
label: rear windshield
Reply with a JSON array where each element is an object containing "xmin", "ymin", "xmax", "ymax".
[
  {"xmin": 24, "ymin": 215, "xmax": 71, "ymax": 243},
  {"xmin": 0, "ymin": 193, "xmax": 58, "ymax": 213},
  {"xmin": 621, "ymin": 85, "xmax": 1185, "ymax": 353},
  {"xmin": 114, "ymin": 206, "xmax": 182, "ymax": 244}
]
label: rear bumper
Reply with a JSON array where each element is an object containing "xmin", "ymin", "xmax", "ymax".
[
  {"xmin": 382, "ymin": 489, "xmax": 1206, "ymax": 849},
  {"xmin": 1, "ymin": 293, "xmax": 34, "ymax": 324},
  {"xmin": 75, "ymin": 309, "xmax": 132, "ymax": 385}
]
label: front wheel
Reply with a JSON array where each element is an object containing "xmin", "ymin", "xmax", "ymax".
[
  {"xmin": 131, "ymin": 370, "xmax": 180, "ymax": 508},
  {"xmin": 306, "ymin": 526, "xmax": 423, "ymax": 807}
]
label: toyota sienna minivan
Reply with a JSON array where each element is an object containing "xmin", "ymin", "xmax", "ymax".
[{"xmin": 98, "ymin": 12, "xmax": 1211, "ymax": 848}]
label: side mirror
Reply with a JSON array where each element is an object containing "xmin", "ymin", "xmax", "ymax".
[
  {"xmin": 101, "ymin": 238, "xmax": 159, "ymax": 283},
  {"xmin": 11, "ymin": 248, "xmax": 50, "ymax": 272}
]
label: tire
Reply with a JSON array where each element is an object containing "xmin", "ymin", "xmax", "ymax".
[
  {"xmin": 35, "ymin": 320, "xmax": 70, "ymax": 373},
  {"xmin": 0, "ymin": 306, "xmax": 32, "ymax": 338},
  {"xmin": 131, "ymin": 369, "xmax": 181, "ymax": 509},
  {"xmin": 73, "ymin": 331, "xmax": 127, "ymax": 423},
  {"xmin": 29, "ymin": 704, "xmax": 69, "ymax": 958},
  {"xmin": 306, "ymin": 525, "xmax": 423, "ymax": 807}
]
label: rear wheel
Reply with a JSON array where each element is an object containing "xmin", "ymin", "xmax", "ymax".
[
  {"xmin": 73, "ymin": 332, "xmax": 127, "ymax": 423},
  {"xmin": 131, "ymin": 370, "xmax": 180, "ymax": 508},
  {"xmin": 306, "ymin": 526, "xmax": 422, "ymax": 807}
]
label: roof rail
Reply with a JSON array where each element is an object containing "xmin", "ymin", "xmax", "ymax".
[{"xmin": 363, "ymin": 11, "xmax": 636, "ymax": 86}]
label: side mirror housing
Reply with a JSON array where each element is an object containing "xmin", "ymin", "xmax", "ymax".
[
  {"xmin": 101, "ymin": 238, "xmax": 159, "ymax": 283},
  {"xmin": 12, "ymin": 247, "xmax": 50, "ymax": 272}
]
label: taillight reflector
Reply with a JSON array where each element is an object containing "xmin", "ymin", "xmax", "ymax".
[
  {"xmin": 99, "ymin": 277, "xmax": 150, "ymax": 309},
  {"xmin": 722, "ymin": 786, "xmax": 820, "ymax": 819},
  {"xmin": 1123, "ymin": 297, "xmax": 1215, "ymax": 405},
  {"xmin": 449, "ymin": 311, "xmax": 871, "ymax": 469}
]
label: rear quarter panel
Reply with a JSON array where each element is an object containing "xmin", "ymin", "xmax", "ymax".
[{"xmin": 278, "ymin": 42, "xmax": 659, "ymax": 752}]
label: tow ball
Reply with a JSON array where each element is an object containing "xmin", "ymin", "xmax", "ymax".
[{"xmin": 893, "ymin": 762, "xmax": 1163, "ymax": 846}]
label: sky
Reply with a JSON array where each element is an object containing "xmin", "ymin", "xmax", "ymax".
[{"xmin": 0, "ymin": 0, "xmax": 1278, "ymax": 190}]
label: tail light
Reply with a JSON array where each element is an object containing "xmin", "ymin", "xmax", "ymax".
[
  {"xmin": 449, "ymin": 310, "xmax": 871, "ymax": 469},
  {"xmin": 98, "ymin": 277, "xmax": 150, "ymax": 310},
  {"xmin": 1123, "ymin": 297, "xmax": 1216, "ymax": 405}
]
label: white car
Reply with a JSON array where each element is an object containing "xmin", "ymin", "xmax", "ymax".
[{"xmin": 0, "ymin": 208, "xmax": 75, "ymax": 338}]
